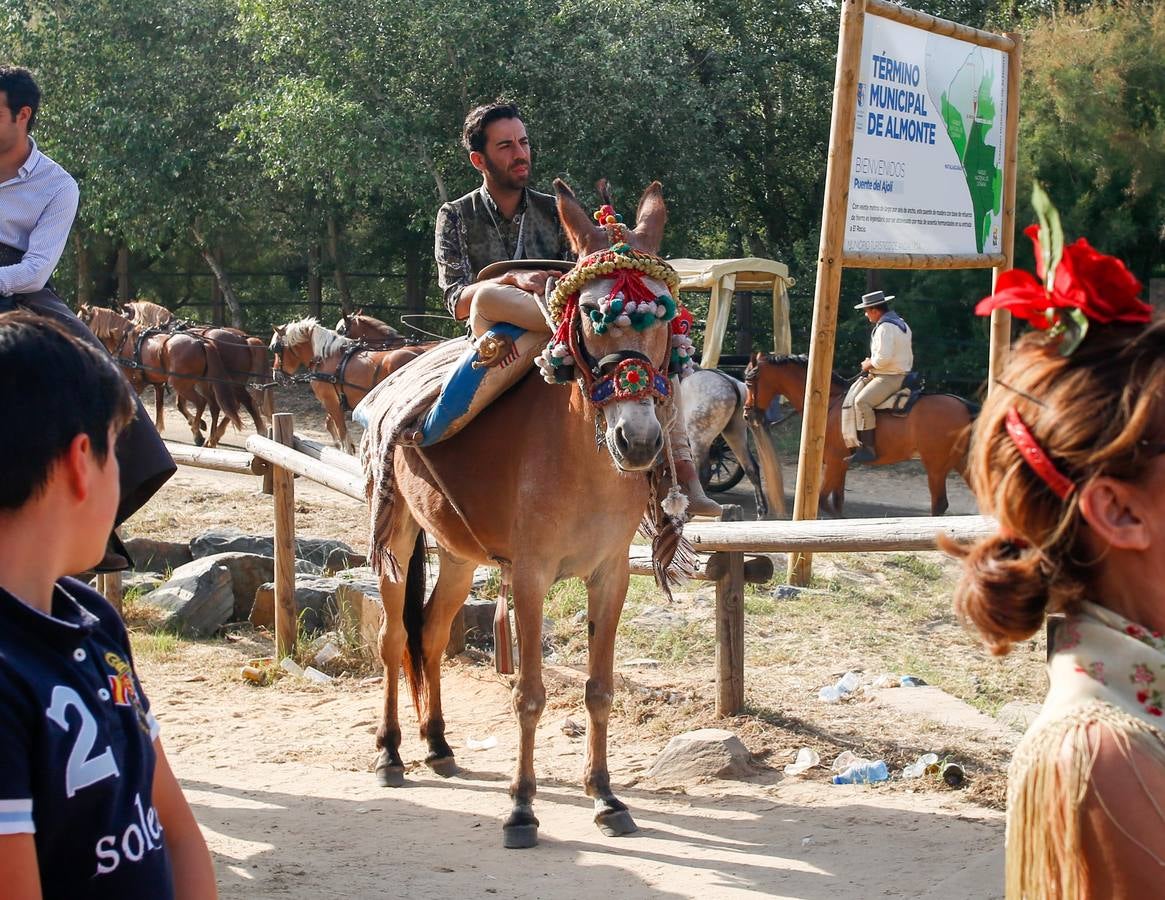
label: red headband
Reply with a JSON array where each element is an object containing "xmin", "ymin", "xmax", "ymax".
[{"xmin": 1005, "ymin": 408, "xmax": 1076, "ymax": 500}]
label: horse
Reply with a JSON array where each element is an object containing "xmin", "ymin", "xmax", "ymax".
[
  {"xmin": 366, "ymin": 179, "xmax": 684, "ymax": 849},
  {"xmin": 683, "ymin": 368, "xmax": 786, "ymax": 518},
  {"xmin": 336, "ymin": 310, "xmax": 406, "ymax": 348},
  {"xmin": 122, "ymin": 299, "xmax": 176, "ymax": 329},
  {"xmin": 79, "ymin": 305, "xmax": 235, "ymax": 445},
  {"xmin": 271, "ymin": 318, "xmax": 430, "ymax": 453},
  {"xmin": 744, "ymin": 353, "xmax": 976, "ymax": 517},
  {"xmin": 119, "ymin": 299, "xmax": 269, "ymax": 438}
]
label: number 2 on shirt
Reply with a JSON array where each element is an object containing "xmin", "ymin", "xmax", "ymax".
[{"xmin": 45, "ymin": 685, "xmax": 121, "ymax": 797}]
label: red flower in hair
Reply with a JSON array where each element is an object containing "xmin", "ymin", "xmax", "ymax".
[{"xmin": 976, "ymin": 225, "xmax": 1150, "ymax": 326}]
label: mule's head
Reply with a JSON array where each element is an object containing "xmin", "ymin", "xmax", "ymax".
[
  {"xmin": 269, "ymin": 324, "xmax": 295, "ymax": 380},
  {"xmin": 549, "ymin": 179, "xmax": 677, "ymax": 471}
]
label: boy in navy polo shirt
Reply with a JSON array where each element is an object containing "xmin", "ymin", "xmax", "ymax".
[{"xmin": 0, "ymin": 312, "xmax": 216, "ymax": 899}]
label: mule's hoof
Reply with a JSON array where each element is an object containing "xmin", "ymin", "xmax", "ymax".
[
  {"xmin": 193, "ymin": 433, "xmax": 205, "ymax": 447},
  {"xmin": 375, "ymin": 763, "xmax": 405, "ymax": 788},
  {"xmin": 502, "ymin": 823, "xmax": 539, "ymax": 849},
  {"xmin": 426, "ymin": 755, "xmax": 460, "ymax": 778},
  {"xmin": 595, "ymin": 808, "xmax": 638, "ymax": 837}
]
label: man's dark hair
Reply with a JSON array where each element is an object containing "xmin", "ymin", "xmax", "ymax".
[
  {"xmin": 462, "ymin": 99, "xmax": 522, "ymax": 154},
  {"xmin": 0, "ymin": 65, "xmax": 40, "ymax": 131},
  {"xmin": 0, "ymin": 311, "xmax": 135, "ymax": 510}
]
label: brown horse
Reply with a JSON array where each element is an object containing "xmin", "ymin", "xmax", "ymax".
[
  {"xmin": 79, "ymin": 305, "xmax": 235, "ymax": 445},
  {"xmin": 271, "ymin": 318, "xmax": 429, "ymax": 453},
  {"xmin": 335, "ymin": 310, "xmax": 406, "ymax": 348},
  {"xmin": 744, "ymin": 353, "xmax": 977, "ymax": 516},
  {"xmin": 368, "ymin": 179, "xmax": 677, "ymax": 848},
  {"xmin": 119, "ymin": 299, "xmax": 269, "ymax": 440}
]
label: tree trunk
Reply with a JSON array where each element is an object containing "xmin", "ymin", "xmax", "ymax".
[
  {"xmin": 116, "ymin": 244, "xmax": 131, "ymax": 302},
  {"xmin": 191, "ymin": 227, "xmax": 243, "ymax": 328},
  {"xmin": 74, "ymin": 233, "xmax": 91, "ymax": 307},
  {"xmin": 404, "ymin": 236, "xmax": 425, "ymax": 315},
  {"xmin": 308, "ymin": 242, "xmax": 322, "ymax": 318},
  {"xmin": 326, "ymin": 216, "xmax": 352, "ymax": 315},
  {"xmin": 211, "ymin": 247, "xmax": 224, "ymax": 325}
]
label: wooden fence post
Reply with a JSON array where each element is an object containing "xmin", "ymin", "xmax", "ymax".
[
  {"xmin": 272, "ymin": 413, "xmax": 298, "ymax": 659},
  {"xmin": 445, "ymin": 607, "xmax": 466, "ymax": 659},
  {"xmin": 98, "ymin": 571, "xmax": 124, "ymax": 617},
  {"xmin": 713, "ymin": 504, "xmax": 745, "ymax": 716}
]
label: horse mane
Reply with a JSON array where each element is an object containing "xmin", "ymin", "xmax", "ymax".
[
  {"xmin": 86, "ymin": 306, "xmax": 134, "ymax": 341},
  {"xmin": 283, "ymin": 317, "xmax": 353, "ymax": 358},
  {"xmin": 761, "ymin": 353, "xmax": 849, "ymax": 388},
  {"xmin": 124, "ymin": 300, "xmax": 174, "ymax": 327}
]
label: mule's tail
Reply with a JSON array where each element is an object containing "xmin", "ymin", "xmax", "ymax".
[
  {"xmin": 401, "ymin": 530, "xmax": 428, "ymax": 718},
  {"xmin": 204, "ymin": 340, "xmax": 244, "ymax": 432}
]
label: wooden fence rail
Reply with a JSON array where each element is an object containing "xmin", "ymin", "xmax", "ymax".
[{"xmin": 160, "ymin": 427, "xmax": 993, "ymax": 714}]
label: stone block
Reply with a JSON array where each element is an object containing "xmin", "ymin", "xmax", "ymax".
[
  {"xmin": 645, "ymin": 728, "xmax": 756, "ymax": 784},
  {"xmin": 191, "ymin": 527, "xmax": 358, "ymax": 568},
  {"xmin": 123, "ymin": 537, "xmax": 193, "ymax": 574},
  {"xmin": 141, "ymin": 557, "xmax": 233, "ymax": 637},
  {"xmin": 249, "ymin": 575, "xmax": 346, "ymax": 633}
]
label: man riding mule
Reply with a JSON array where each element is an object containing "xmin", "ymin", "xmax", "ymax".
[
  {"xmin": 0, "ymin": 65, "xmax": 173, "ymax": 568},
  {"xmin": 360, "ymin": 179, "xmax": 694, "ymax": 848},
  {"xmin": 842, "ymin": 290, "xmax": 914, "ymax": 465},
  {"xmin": 435, "ymin": 99, "xmax": 720, "ymax": 516}
]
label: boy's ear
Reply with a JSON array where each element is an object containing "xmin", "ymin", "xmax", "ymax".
[
  {"xmin": 1078, "ymin": 476, "xmax": 1152, "ymax": 552},
  {"xmin": 60, "ymin": 433, "xmax": 95, "ymax": 502}
]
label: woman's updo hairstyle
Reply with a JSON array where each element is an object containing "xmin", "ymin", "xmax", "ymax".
[{"xmin": 946, "ymin": 313, "xmax": 1165, "ymax": 655}]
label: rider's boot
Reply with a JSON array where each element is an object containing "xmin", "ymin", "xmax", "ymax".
[
  {"xmin": 675, "ymin": 458, "xmax": 723, "ymax": 518},
  {"xmin": 846, "ymin": 429, "xmax": 877, "ymax": 465}
]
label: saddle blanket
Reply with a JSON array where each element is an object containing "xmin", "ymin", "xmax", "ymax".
[{"xmin": 355, "ymin": 324, "xmax": 545, "ymax": 579}]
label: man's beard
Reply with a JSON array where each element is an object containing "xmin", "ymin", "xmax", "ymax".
[{"xmin": 483, "ymin": 154, "xmax": 529, "ymax": 192}]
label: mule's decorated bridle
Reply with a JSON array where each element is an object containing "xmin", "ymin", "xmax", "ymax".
[{"xmin": 536, "ymin": 205, "xmax": 695, "ymax": 408}]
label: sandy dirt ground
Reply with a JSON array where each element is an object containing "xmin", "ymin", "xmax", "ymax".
[
  {"xmin": 122, "ymin": 384, "xmax": 1010, "ymax": 899},
  {"xmin": 144, "ymin": 643, "xmax": 1004, "ymax": 900}
]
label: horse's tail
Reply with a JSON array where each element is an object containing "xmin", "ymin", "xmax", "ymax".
[
  {"xmin": 749, "ymin": 422, "xmax": 788, "ymax": 518},
  {"xmin": 401, "ymin": 530, "xmax": 427, "ymax": 719},
  {"xmin": 203, "ymin": 340, "xmax": 244, "ymax": 432}
]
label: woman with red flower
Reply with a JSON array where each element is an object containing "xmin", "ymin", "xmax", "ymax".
[{"xmin": 946, "ymin": 218, "xmax": 1165, "ymax": 898}]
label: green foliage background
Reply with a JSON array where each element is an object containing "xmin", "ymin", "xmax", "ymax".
[{"xmin": 2, "ymin": 0, "xmax": 1161, "ymax": 391}]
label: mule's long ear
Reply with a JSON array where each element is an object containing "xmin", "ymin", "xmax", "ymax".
[
  {"xmin": 631, "ymin": 181, "xmax": 666, "ymax": 254},
  {"xmin": 554, "ymin": 178, "xmax": 607, "ymax": 256}
]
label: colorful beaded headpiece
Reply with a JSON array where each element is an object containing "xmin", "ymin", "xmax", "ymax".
[{"xmin": 538, "ymin": 200, "xmax": 694, "ymax": 387}]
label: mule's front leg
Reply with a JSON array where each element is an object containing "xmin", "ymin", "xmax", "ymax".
[
  {"xmin": 374, "ymin": 523, "xmax": 419, "ymax": 788},
  {"xmin": 584, "ymin": 561, "xmax": 637, "ymax": 837},
  {"xmin": 503, "ymin": 569, "xmax": 551, "ymax": 849}
]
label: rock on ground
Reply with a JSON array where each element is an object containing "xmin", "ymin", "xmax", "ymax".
[
  {"xmin": 124, "ymin": 537, "xmax": 193, "ymax": 574},
  {"xmin": 646, "ymin": 728, "xmax": 756, "ymax": 784},
  {"xmin": 141, "ymin": 557, "xmax": 233, "ymax": 637},
  {"xmin": 191, "ymin": 527, "xmax": 357, "ymax": 569}
]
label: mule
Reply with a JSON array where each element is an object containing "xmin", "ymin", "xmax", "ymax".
[
  {"xmin": 271, "ymin": 318, "xmax": 430, "ymax": 453},
  {"xmin": 743, "ymin": 353, "xmax": 976, "ymax": 516},
  {"xmin": 368, "ymin": 179, "xmax": 684, "ymax": 849},
  {"xmin": 683, "ymin": 368, "xmax": 786, "ymax": 518}
]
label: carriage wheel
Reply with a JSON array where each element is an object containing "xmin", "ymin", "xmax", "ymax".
[{"xmin": 700, "ymin": 436, "xmax": 746, "ymax": 493}]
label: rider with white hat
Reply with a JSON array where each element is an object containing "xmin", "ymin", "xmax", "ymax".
[{"xmin": 842, "ymin": 290, "xmax": 913, "ymax": 465}]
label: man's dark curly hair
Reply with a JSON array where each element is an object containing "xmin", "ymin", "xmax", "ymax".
[
  {"xmin": 0, "ymin": 65, "xmax": 40, "ymax": 131},
  {"xmin": 461, "ymin": 99, "xmax": 523, "ymax": 154}
]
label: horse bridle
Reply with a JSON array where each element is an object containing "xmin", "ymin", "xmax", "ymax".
[{"xmin": 742, "ymin": 358, "xmax": 765, "ymax": 425}]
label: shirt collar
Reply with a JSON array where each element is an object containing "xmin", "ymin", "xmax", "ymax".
[
  {"xmin": 17, "ymin": 136, "xmax": 42, "ymax": 179},
  {"xmin": 479, "ymin": 183, "xmax": 528, "ymax": 222},
  {"xmin": 0, "ymin": 579, "xmax": 100, "ymax": 647}
]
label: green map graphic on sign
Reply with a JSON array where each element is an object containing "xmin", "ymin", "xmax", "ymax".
[{"xmin": 925, "ymin": 42, "xmax": 1005, "ymax": 253}]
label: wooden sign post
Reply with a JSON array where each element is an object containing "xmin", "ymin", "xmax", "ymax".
[{"xmin": 788, "ymin": 0, "xmax": 1022, "ymax": 585}]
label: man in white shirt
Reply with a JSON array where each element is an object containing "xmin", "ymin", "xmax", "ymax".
[
  {"xmin": 842, "ymin": 290, "xmax": 913, "ymax": 465},
  {"xmin": 0, "ymin": 65, "xmax": 174, "ymax": 568}
]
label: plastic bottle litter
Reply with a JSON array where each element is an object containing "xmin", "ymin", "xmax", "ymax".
[
  {"xmin": 832, "ymin": 760, "xmax": 889, "ymax": 785},
  {"xmin": 466, "ymin": 735, "xmax": 498, "ymax": 751},
  {"xmin": 313, "ymin": 642, "xmax": 341, "ymax": 666},
  {"xmin": 784, "ymin": 748, "xmax": 821, "ymax": 776},
  {"xmin": 941, "ymin": 762, "xmax": 966, "ymax": 788},
  {"xmin": 240, "ymin": 665, "xmax": 267, "ymax": 684},
  {"xmin": 279, "ymin": 657, "xmax": 305, "ymax": 677},
  {"xmin": 818, "ymin": 671, "xmax": 862, "ymax": 703},
  {"xmin": 901, "ymin": 752, "xmax": 939, "ymax": 779},
  {"xmin": 900, "ymin": 675, "xmax": 927, "ymax": 687},
  {"xmin": 303, "ymin": 666, "xmax": 333, "ymax": 684}
]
